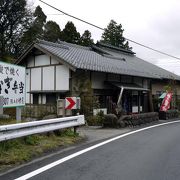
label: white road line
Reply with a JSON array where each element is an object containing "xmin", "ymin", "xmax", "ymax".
[{"xmin": 15, "ymin": 120, "xmax": 180, "ymax": 180}]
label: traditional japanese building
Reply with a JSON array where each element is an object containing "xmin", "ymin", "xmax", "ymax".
[{"xmin": 16, "ymin": 40, "xmax": 180, "ymax": 116}]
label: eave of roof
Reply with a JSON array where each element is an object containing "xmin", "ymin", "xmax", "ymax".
[
  {"xmin": 28, "ymin": 90, "xmax": 68, "ymax": 94},
  {"xmin": 15, "ymin": 43, "xmax": 34, "ymax": 64},
  {"xmin": 34, "ymin": 44, "xmax": 76, "ymax": 71},
  {"xmin": 15, "ymin": 41, "xmax": 76, "ymax": 71}
]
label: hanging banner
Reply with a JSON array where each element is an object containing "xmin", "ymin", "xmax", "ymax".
[
  {"xmin": 0, "ymin": 61, "xmax": 25, "ymax": 107},
  {"xmin": 160, "ymin": 92, "xmax": 173, "ymax": 111}
]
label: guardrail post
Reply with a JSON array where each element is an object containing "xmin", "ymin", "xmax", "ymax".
[{"xmin": 74, "ymin": 126, "xmax": 77, "ymax": 134}]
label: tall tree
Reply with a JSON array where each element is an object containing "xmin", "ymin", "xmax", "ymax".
[
  {"xmin": 79, "ymin": 30, "xmax": 94, "ymax": 46},
  {"xmin": 22, "ymin": 5, "xmax": 47, "ymax": 47},
  {"xmin": 0, "ymin": 0, "xmax": 32, "ymax": 61},
  {"xmin": 101, "ymin": 19, "xmax": 132, "ymax": 50},
  {"xmin": 43, "ymin": 21, "xmax": 61, "ymax": 42},
  {"xmin": 61, "ymin": 21, "xmax": 80, "ymax": 44}
]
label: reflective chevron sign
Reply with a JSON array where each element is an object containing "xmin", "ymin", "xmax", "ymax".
[{"xmin": 65, "ymin": 97, "xmax": 81, "ymax": 110}]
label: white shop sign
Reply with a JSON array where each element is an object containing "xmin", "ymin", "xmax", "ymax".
[{"xmin": 0, "ymin": 61, "xmax": 25, "ymax": 107}]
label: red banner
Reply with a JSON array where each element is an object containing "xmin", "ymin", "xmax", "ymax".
[{"xmin": 160, "ymin": 92, "xmax": 173, "ymax": 111}]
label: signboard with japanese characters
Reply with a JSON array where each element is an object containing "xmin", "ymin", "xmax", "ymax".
[{"xmin": 0, "ymin": 61, "xmax": 25, "ymax": 107}]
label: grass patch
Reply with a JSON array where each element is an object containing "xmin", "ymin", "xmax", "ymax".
[
  {"xmin": 0, "ymin": 118, "xmax": 38, "ymax": 125},
  {"xmin": 0, "ymin": 129, "xmax": 82, "ymax": 172},
  {"xmin": 0, "ymin": 118, "xmax": 17, "ymax": 125}
]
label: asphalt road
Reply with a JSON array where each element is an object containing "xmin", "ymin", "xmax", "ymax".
[{"xmin": 2, "ymin": 121, "xmax": 180, "ymax": 180}]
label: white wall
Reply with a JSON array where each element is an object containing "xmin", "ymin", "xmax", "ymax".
[
  {"xmin": 56, "ymin": 65, "xmax": 69, "ymax": 90},
  {"xmin": 51, "ymin": 57, "xmax": 59, "ymax": 64},
  {"xmin": 43, "ymin": 66, "xmax": 54, "ymax": 90},
  {"xmin": 91, "ymin": 72, "xmax": 106, "ymax": 89},
  {"xmin": 35, "ymin": 55, "xmax": 50, "ymax": 66},
  {"xmin": 25, "ymin": 53, "xmax": 71, "ymax": 104},
  {"xmin": 31, "ymin": 68, "xmax": 41, "ymax": 90}
]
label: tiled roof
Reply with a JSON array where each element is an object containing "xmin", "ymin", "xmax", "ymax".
[{"xmin": 20, "ymin": 40, "xmax": 180, "ymax": 80}]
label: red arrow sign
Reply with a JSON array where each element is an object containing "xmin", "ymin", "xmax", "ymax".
[{"xmin": 65, "ymin": 97, "xmax": 76, "ymax": 109}]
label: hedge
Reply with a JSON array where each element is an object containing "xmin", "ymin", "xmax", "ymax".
[
  {"xmin": 103, "ymin": 112, "xmax": 159, "ymax": 128},
  {"xmin": 159, "ymin": 110, "xmax": 179, "ymax": 120}
]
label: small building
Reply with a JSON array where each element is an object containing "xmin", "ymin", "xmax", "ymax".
[{"xmin": 16, "ymin": 40, "xmax": 180, "ymax": 116}]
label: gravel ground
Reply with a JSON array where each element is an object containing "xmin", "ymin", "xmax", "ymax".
[{"xmin": 77, "ymin": 126, "xmax": 131, "ymax": 143}]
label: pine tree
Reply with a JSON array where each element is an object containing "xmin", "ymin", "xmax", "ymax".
[
  {"xmin": 61, "ymin": 21, "xmax": 80, "ymax": 44},
  {"xmin": 79, "ymin": 30, "xmax": 94, "ymax": 46},
  {"xmin": 22, "ymin": 6, "xmax": 47, "ymax": 46},
  {"xmin": 43, "ymin": 21, "xmax": 61, "ymax": 42},
  {"xmin": 0, "ymin": 0, "xmax": 32, "ymax": 61},
  {"xmin": 101, "ymin": 20, "xmax": 132, "ymax": 50}
]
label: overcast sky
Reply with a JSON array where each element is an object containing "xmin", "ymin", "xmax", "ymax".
[{"xmin": 30, "ymin": 0, "xmax": 180, "ymax": 75}]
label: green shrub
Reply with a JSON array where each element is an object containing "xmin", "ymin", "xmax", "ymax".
[
  {"xmin": 0, "ymin": 139, "xmax": 22, "ymax": 151},
  {"xmin": 61, "ymin": 129, "xmax": 79, "ymax": 137},
  {"xmin": 159, "ymin": 109, "xmax": 179, "ymax": 120},
  {"xmin": 86, "ymin": 111, "xmax": 105, "ymax": 126},
  {"xmin": 118, "ymin": 112, "xmax": 159, "ymax": 127},
  {"xmin": 23, "ymin": 135, "xmax": 41, "ymax": 145},
  {"xmin": 103, "ymin": 114, "xmax": 118, "ymax": 127}
]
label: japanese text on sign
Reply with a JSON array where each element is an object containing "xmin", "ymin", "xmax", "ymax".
[{"xmin": 0, "ymin": 61, "xmax": 25, "ymax": 107}]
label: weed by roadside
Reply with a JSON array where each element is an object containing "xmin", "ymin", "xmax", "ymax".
[
  {"xmin": 0, "ymin": 119, "xmax": 17, "ymax": 125},
  {"xmin": 0, "ymin": 129, "xmax": 82, "ymax": 172}
]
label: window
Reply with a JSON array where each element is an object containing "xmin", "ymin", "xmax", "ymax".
[
  {"xmin": 46, "ymin": 94, "xmax": 56, "ymax": 104},
  {"xmin": 33, "ymin": 94, "xmax": 39, "ymax": 104},
  {"xmin": 121, "ymin": 75, "xmax": 132, "ymax": 83},
  {"xmin": 132, "ymin": 92, "xmax": 138, "ymax": 106}
]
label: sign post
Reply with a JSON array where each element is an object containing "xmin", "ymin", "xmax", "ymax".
[
  {"xmin": 16, "ymin": 107, "xmax": 22, "ymax": 122},
  {"xmin": 0, "ymin": 61, "xmax": 25, "ymax": 122},
  {"xmin": 65, "ymin": 97, "xmax": 81, "ymax": 133},
  {"xmin": 0, "ymin": 96, "xmax": 3, "ymax": 115}
]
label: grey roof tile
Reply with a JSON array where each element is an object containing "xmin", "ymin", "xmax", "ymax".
[{"xmin": 36, "ymin": 40, "xmax": 180, "ymax": 80}]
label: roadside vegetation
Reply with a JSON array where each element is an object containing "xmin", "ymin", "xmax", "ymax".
[
  {"xmin": 87, "ymin": 111, "xmax": 105, "ymax": 126},
  {"xmin": 0, "ymin": 118, "xmax": 16, "ymax": 125},
  {"xmin": 0, "ymin": 119, "xmax": 82, "ymax": 172}
]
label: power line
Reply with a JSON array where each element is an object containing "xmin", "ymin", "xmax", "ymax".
[
  {"xmin": 46, "ymin": 14, "xmax": 64, "ymax": 15},
  {"xmin": 39, "ymin": 0, "xmax": 104, "ymax": 30},
  {"xmin": 39, "ymin": 0, "xmax": 180, "ymax": 61}
]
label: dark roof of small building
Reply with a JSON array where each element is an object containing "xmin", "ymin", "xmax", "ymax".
[{"xmin": 16, "ymin": 40, "xmax": 180, "ymax": 80}]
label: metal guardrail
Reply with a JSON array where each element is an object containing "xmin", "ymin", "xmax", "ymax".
[{"xmin": 0, "ymin": 115, "xmax": 85, "ymax": 142}]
